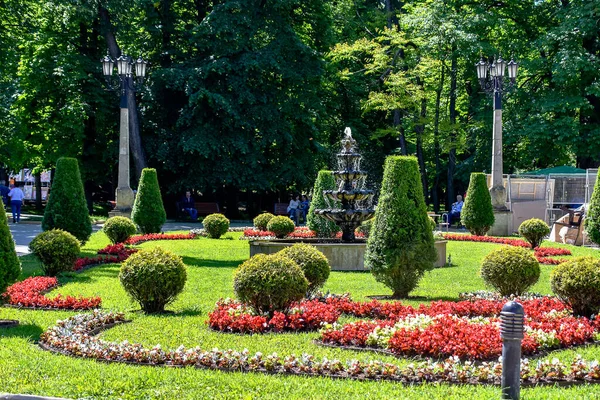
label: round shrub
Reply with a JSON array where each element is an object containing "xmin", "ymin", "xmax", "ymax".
[
  {"xmin": 0, "ymin": 207, "xmax": 21, "ymax": 295},
  {"xmin": 103, "ymin": 216, "xmax": 137, "ymax": 244},
  {"xmin": 119, "ymin": 247, "xmax": 187, "ymax": 313},
  {"xmin": 518, "ymin": 218, "xmax": 550, "ymax": 249},
  {"xmin": 131, "ymin": 168, "xmax": 167, "ymax": 234},
  {"xmin": 267, "ymin": 216, "xmax": 295, "ymax": 239},
  {"xmin": 356, "ymin": 218, "xmax": 374, "ymax": 238},
  {"xmin": 279, "ymin": 243, "xmax": 330, "ymax": 296},
  {"xmin": 551, "ymin": 257, "xmax": 600, "ymax": 318},
  {"xmin": 233, "ymin": 253, "xmax": 308, "ymax": 315},
  {"xmin": 480, "ymin": 246, "xmax": 540, "ymax": 297},
  {"xmin": 461, "ymin": 172, "xmax": 495, "ymax": 236},
  {"xmin": 254, "ymin": 213, "xmax": 275, "ymax": 231},
  {"xmin": 29, "ymin": 229, "xmax": 80, "ymax": 276},
  {"xmin": 203, "ymin": 213, "xmax": 230, "ymax": 239}
]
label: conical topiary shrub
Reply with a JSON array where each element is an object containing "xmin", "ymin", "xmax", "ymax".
[
  {"xmin": 0, "ymin": 207, "xmax": 21, "ymax": 296},
  {"xmin": 585, "ymin": 177, "xmax": 600, "ymax": 245},
  {"xmin": 365, "ymin": 156, "xmax": 436, "ymax": 298},
  {"xmin": 131, "ymin": 168, "xmax": 166, "ymax": 234},
  {"xmin": 42, "ymin": 157, "xmax": 92, "ymax": 243},
  {"xmin": 461, "ymin": 173, "xmax": 495, "ymax": 236},
  {"xmin": 307, "ymin": 170, "xmax": 340, "ymax": 238}
]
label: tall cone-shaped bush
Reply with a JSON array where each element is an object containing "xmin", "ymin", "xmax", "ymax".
[
  {"xmin": 132, "ymin": 168, "xmax": 166, "ymax": 234},
  {"xmin": 365, "ymin": 156, "xmax": 436, "ymax": 298},
  {"xmin": 307, "ymin": 170, "xmax": 340, "ymax": 237},
  {"xmin": 0, "ymin": 207, "xmax": 21, "ymax": 295},
  {"xmin": 42, "ymin": 157, "xmax": 92, "ymax": 242},
  {"xmin": 461, "ymin": 173, "xmax": 495, "ymax": 236},
  {"xmin": 585, "ymin": 176, "xmax": 600, "ymax": 244}
]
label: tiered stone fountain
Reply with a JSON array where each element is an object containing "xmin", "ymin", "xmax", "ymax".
[{"xmin": 313, "ymin": 128, "xmax": 375, "ymax": 242}]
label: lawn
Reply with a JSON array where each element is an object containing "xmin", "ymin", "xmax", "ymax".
[{"xmin": 1, "ymin": 232, "xmax": 600, "ymax": 399}]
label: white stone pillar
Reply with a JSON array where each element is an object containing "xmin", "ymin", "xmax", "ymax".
[
  {"xmin": 111, "ymin": 106, "xmax": 134, "ymax": 217},
  {"xmin": 489, "ymin": 100, "xmax": 507, "ymax": 211}
]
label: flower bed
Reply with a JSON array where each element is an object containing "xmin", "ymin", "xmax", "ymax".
[
  {"xmin": 320, "ymin": 297, "xmax": 600, "ymax": 360},
  {"xmin": 38, "ymin": 310, "xmax": 600, "ymax": 385},
  {"xmin": 126, "ymin": 233, "xmax": 197, "ymax": 245},
  {"xmin": 208, "ymin": 299, "xmax": 340, "ymax": 334},
  {"xmin": 2, "ymin": 277, "xmax": 101, "ymax": 310},
  {"xmin": 442, "ymin": 234, "xmax": 571, "ymax": 265},
  {"xmin": 241, "ymin": 227, "xmax": 365, "ymax": 240}
]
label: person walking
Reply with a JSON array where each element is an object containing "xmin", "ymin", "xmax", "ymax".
[{"xmin": 8, "ymin": 183, "xmax": 24, "ymax": 223}]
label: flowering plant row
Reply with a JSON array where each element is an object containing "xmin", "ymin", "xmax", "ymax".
[
  {"xmin": 320, "ymin": 297, "xmax": 600, "ymax": 360},
  {"xmin": 97, "ymin": 243, "xmax": 138, "ymax": 256},
  {"xmin": 241, "ymin": 227, "xmax": 365, "ymax": 240},
  {"xmin": 125, "ymin": 233, "xmax": 197, "ymax": 245},
  {"xmin": 74, "ymin": 253, "xmax": 131, "ymax": 271},
  {"xmin": 442, "ymin": 234, "xmax": 571, "ymax": 265},
  {"xmin": 208, "ymin": 299, "xmax": 340, "ymax": 333},
  {"xmin": 2, "ymin": 277, "xmax": 101, "ymax": 310},
  {"xmin": 39, "ymin": 311, "xmax": 600, "ymax": 385}
]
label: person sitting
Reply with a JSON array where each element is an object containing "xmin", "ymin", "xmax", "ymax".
[
  {"xmin": 298, "ymin": 195, "xmax": 310, "ymax": 222},
  {"xmin": 448, "ymin": 195, "xmax": 464, "ymax": 227},
  {"xmin": 180, "ymin": 191, "xmax": 198, "ymax": 221},
  {"xmin": 287, "ymin": 194, "xmax": 300, "ymax": 224}
]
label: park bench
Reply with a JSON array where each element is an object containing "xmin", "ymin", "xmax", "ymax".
[
  {"xmin": 274, "ymin": 203, "xmax": 288, "ymax": 215},
  {"xmin": 176, "ymin": 201, "xmax": 220, "ymax": 220}
]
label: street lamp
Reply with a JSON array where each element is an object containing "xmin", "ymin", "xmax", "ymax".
[
  {"xmin": 101, "ymin": 53, "xmax": 148, "ymax": 217},
  {"xmin": 476, "ymin": 55, "xmax": 518, "ymax": 211}
]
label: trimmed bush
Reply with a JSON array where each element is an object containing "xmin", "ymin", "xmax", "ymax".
[
  {"xmin": 29, "ymin": 229, "xmax": 80, "ymax": 276},
  {"xmin": 131, "ymin": 168, "xmax": 167, "ymax": 234},
  {"xmin": 42, "ymin": 157, "xmax": 92, "ymax": 243},
  {"xmin": 551, "ymin": 257, "xmax": 600, "ymax": 318},
  {"xmin": 428, "ymin": 216, "xmax": 436, "ymax": 231},
  {"xmin": 203, "ymin": 213, "xmax": 230, "ymax": 238},
  {"xmin": 119, "ymin": 247, "xmax": 187, "ymax": 313},
  {"xmin": 307, "ymin": 170, "xmax": 340, "ymax": 237},
  {"xmin": 267, "ymin": 216, "xmax": 295, "ymax": 239},
  {"xmin": 103, "ymin": 216, "xmax": 137, "ymax": 244},
  {"xmin": 518, "ymin": 218, "xmax": 550, "ymax": 249},
  {"xmin": 461, "ymin": 173, "xmax": 495, "ymax": 236},
  {"xmin": 480, "ymin": 246, "xmax": 540, "ymax": 296},
  {"xmin": 253, "ymin": 213, "xmax": 275, "ymax": 231},
  {"xmin": 365, "ymin": 156, "xmax": 437, "ymax": 298},
  {"xmin": 0, "ymin": 207, "xmax": 21, "ymax": 295},
  {"xmin": 356, "ymin": 218, "xmax": 374, "ymax": 238},
  {"xmin": 279, "ymin": 243, "xmax": 330, "ymax": 296},
  {"xmin": 586, "ymin": 177, "xmax": 600, "ymax": 244},
  {"xmin": 233, "ymin": 253, "xmax": 308, "ymax": 315}
]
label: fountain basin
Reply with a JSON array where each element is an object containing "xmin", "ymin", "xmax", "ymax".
[
  {"xmin": 249, "ymin": 239, "xmax": 447, "ymax": 270},
  {"xmin": 323, "ymin": 190, "xmax": 374, "ymax": 202}
]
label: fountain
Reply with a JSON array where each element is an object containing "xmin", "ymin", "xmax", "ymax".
[{"xmin": 313, "ymin": 128, "xmax": 375, "ymax": 242}]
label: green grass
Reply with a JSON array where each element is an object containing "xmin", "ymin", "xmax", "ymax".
[{"xmin": 2, "ymin": 233, "xmax": 600, "ymax": 399}]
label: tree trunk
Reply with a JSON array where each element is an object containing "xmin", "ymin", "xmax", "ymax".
[
  {"xmin": 433, "ymin": 64, "xmax": 445, "ymax": 213},
  {"xmin": 447, "ymin": 47, "xmax": 458, "ymax": 210},
  {"xmin": 35, "ymin": 172, "xmax": 42, "ymax": 211},
  {"xmin": 415, "ymin": 77, "xmax": 428, "ymax": 199}
]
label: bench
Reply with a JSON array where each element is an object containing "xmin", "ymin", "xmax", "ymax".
[
  {"xmin": 274, "ymin": 203, "xmax": 288, "ymax": 215},
  {"xmin": 176, "ymin": 201, "xmax": 220, "ymax": 220}
]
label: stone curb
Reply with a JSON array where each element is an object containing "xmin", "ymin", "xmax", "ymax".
[{"xmin": 0, "ymin": 394, "xmax": 71, "ymax": 400}]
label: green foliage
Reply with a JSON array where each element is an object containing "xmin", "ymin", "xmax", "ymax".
[
  {"xmin": 518, "ymin": 218, "xmax": 550, "ymax": 249},
  {"xmin": 586, "ymin": 178, "xmax": 600, "ymax": 245},
  {"xmin": 461, "ymin": 173, "xmax": 495, "ymax": 236},
  {"xmin": 307, "ymin": 171, "xmax": 340, "ymax": 237},
  {"xmin": 356, "ymin": 218, "xmax": 374, "ymax": 238},
  {"xmin": 132, "ymin": 169, "xmax": 166, "ymax": 234},
  {"xmin": 480, "ymin": 247, "xmax": 540, "ymax": 297},
  {"xmin": 551, "ymin": 257, "xmax": 600, "ymax": 318},
  {"xmin": 267, "ymin": 216, "xmax": 296, "ymax": 239},
  {"xmin": 103, "ymin": 217, "xmax": 137, "ymax": 244},
  {"xmin": 0, "ymin": 207, "xmax": 21, "ymax": 295},
  {"xmin": 119, "ymin": 247, "xmax": 187, "ymax": 314},
  {"xmin": 29, "ymin": 229, "xmax": 80, "ymax": 276},
  {"xmin": 42, "ymin": 157, "xmax": 92, "ymax": 243},
  {"xmin": 203, "ymin": 213, "xmax": 230, "ymax": 239},
  {"xmin": 428, "ymin": 216, "xmax": 436, "ymax": 231},
  {"xmin": 253, "ymin": 213, "xmax": 275, "ymax": 231},
  {"xmin": 279, "ymin": 243, "xmax": 330, "ymax": 296},
  {"xmin": 233, "ymin": 253, "xmax": 308, "ymax": 315},
  {"xmin": 365, "ymin": 156, "xmax": 436, "ymax": 298}
]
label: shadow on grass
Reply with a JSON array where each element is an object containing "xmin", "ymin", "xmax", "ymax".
[
  {"xmin": 181, "ymin": 256, "xmax": 244, "ymax": 269},
  {"xmin": 128, "ymin": 308, "xmax": 203, "ymax": 317},
  {"xmin": 0, "ymin": 323, "xmax": 44, "ymax": 341},
  {"xmin": 366, "ymin": 295, "xmax": 458, "ymax": 302}
]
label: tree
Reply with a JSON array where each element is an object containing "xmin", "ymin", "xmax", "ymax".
[
  {"xmin": 585, "ymin": 177, "xmax": 600, "ymax": 245},
  {"xmin": 0, "ymin": 207, "xmax": 21, "ymax": 295},
  {"xmin": 461, "ymin": 173, "xmax": 495, "ymax": 236},
  {"xmin": 365, "ymin": 156, "xmax": 436, "ymax": 298},
  {"xmin": 307, "ymin": 170, "xmax": 340, "ymax": 237},
  {"xmin": 42, "ymin": 157, "xmax": 92, "ymax": 243},
  {"xmin": 131, "ymin": 168, "xmax": 166, "ymax": 234}
]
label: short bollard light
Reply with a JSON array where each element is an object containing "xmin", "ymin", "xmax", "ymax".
[{"xmin": 500, "ymin": 301, "xmax": 525, "ymax": 400}]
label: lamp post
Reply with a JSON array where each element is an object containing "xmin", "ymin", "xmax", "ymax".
[
  {"xmin": 101, "ymin": 54, "xmax": 148, "ymax": 217},
  {"xmin": 476, "ymin": 56, "xmax": 518, "ymax": 210}
]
